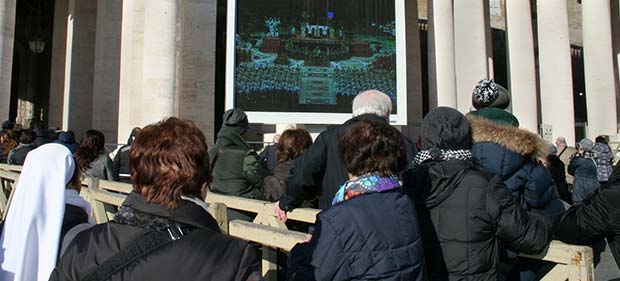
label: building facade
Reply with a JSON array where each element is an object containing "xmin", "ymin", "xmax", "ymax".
[{"xmin": 0, "ymin": 0, "xmax": 618, "ymax": 146}]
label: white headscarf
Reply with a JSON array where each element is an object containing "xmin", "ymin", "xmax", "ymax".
[{"xmin": 0, "ymin": 143, "xmax": 76, "ymax": 281}]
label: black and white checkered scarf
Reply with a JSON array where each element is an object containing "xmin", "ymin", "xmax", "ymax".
[{"xmin": 413, "ymin": 148, "xmax": 473, "ymax": 166}]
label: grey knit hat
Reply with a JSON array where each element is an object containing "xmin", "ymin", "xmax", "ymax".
[
  {"xmin": 472, "ymin": 79, "xmax": 511, "ymax": 110},
  {"xmin": 578, "ymin": 138, "xmax": 594, "ymax": 151}
]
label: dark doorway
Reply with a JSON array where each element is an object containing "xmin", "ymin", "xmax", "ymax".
[{"xmin": 9, "ymin": 0, "xmax": 55, "ymax": 128}]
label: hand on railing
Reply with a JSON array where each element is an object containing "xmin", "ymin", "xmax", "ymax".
[
  {"xmin": 275, "ymin": 201, "xmax": 288, "ymax": 222},
  {"xmin": 303, "ymin": 234, "xmax": 312, "ymax": 243}
]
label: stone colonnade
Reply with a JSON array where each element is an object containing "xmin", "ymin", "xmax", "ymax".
[
  {"xmin": 0, "ymin": 1, "xmax": 619, "ymax": 146},
  {"xmin": 425, "ymin": 0, "xmax": 620, "ymax": 145},
  {"xmin": 29, "ymin": 0, "xmax": 216, "ymax": 144},
  {"xmin": 0, "ymin": 0, "xmax": 16, "ymax": 126}
]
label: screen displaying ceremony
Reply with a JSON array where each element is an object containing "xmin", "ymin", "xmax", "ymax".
[{"xmin": 232, "ymin": 0, "xmax": 399, "ymax": 114}]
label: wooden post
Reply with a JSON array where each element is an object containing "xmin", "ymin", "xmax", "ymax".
[
  {"xmin": 88, "ymin": 177, "xmax": 109, "ymax": 223},
  {"xmin": 3, "ymin": 180, "xmax": 15, "ymax": 221},
  {"xmin": 262, "ymin": 246, "xmax": 278, "ymax": 281},
  {"xmin": 207, "ymin": 202, "xmax": 228, "ymax": 234},
  {"xmin": 0, "ymin": 179, "xmax": 9, "ymax": 216}
]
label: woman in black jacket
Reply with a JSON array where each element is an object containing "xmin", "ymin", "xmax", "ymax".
[
  {"xmin": 288, "ymin": 119, "xmax": 425, "ymax": 281},
  {"xmin": 262, "ymin": 128, "xmax": 313, "ymax": 204},
  {"xmin": 51, "ymin": 118, "xmax": 260, "ymax": 281},
  {"xmin": 403, "ymin": 107, "xmax": 550, "ymax": 281}
]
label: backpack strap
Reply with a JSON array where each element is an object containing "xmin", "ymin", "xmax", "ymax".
[
  {"xmin": 82, "ymin": 225, "xmax": 194, "ymax": 281},
  {"xmin": 558, "ymin": 146, "xmax": 568, "ymax": 158}
]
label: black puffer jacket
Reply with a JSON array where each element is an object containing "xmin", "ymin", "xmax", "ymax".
[
  {"xmin": 279, "ymin": 114, "xmax": 417, "ymax": 210},
  {"xmin": 51, "ymin": 193, "xmax": 260, "ymax": 281},
  {"xmin": 288, "ymin": 190, "xmax": 425, "ymax": 281},
  {"xmin": 403, "ymin": 160, "xmax": 550, "ymax": 281},
  {"xmin": 553, "ymin": 168, "xmax": 620, "ymax": 269},
  {"xmin": 469, "ymin": 116, "xmax": 558, "ymax": 211}
]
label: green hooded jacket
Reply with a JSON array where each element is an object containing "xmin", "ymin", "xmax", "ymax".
[{"xmin": 209, "ymin": 126, "xmax": 269, "ymax": 199}]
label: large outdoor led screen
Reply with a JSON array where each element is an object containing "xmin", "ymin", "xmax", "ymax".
[{"xmin": 225, "ymin": 0, "xmax": 408, "ymax": 124}]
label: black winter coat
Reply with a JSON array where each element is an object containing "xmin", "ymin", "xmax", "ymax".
[
  {"xmin": 553, "ymin": 169, "xmax": 620, "ymax": 270},
  {"xmin": 288, "ymin": 190, "xmax": 426, "ymax": 281},
  {"xmin": 112, "ymin": 145, "xmax": 132, "ymax": 183},
  {"xmin": 279, "ymin": 114, "xmax": 417, "ymax": 210},
  {"xmin": 403, "ymin": 160, "xmax": 550, "ymax": 281},
  {"xmin": 50, "ymin": 193, "xmax": 260, "ymax": 281}
]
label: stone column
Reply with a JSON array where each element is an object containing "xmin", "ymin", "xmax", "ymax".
[
  {"xmin": 118, "ymin": 0, "xmax": 180, "ymax": 143},
  {"xmin": 92, "ymin": 0, "xmax": 122, "ymax": 142},
  {"xmin": 505, "ymin": 0, "xmax": 538, "ymax": 132},
  {"xmin": 583, "ymin": 0, "xmax": 617, "ymax": 137},
  {"xmin": 403, "ymin": 0, "xmax": 423, "ymax": 140},
  {"xmin": 178, "ymin": 0, "xmax": 217, "ymax": 145},
  {"xmin": 48, "ymin": 0, "xmax": 97, "ymax": 133},
  {"xmin": 537, "ymin": 0, "xmax": 575, "ymax": 145},
  {"xmin": 0, "ymin": 0, "xmax": 16, "ymax": 121},
  {"xmin": 49, "ymin": 0, "xmax": 70, "ymax": 128},
  {"xmin": 454, "ymin": 0, "xmax": 491, "ymax": 112},
  {"xmin": 611, "ymin": 0, "xmax": 620, "ymax": 132},
  {"xmin": 427, "ymin": 0, "xmax": 456, "ymax": 108},
  {"xmin": 141, "ymin": 1, "xmax": 179, "ymax": 123},
  {"xmin": 118, "ymin": 0, "xmax": 145, "ymax": 143}
]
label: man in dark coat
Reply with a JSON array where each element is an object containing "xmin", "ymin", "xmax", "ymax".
[
  {"xmin": 7, "ymin": 129, "xmax": 36, "ymax": 165},
  {"xmin": 112, "ymin": 127, "xmax": 141, "ymax": 183},
  {"xmin": 403, "ymin": 107, "xmax": 550, "ymax": 281},
  {"xmin": 553, "ymin": 168, "xmax": 620, "ymax": 270},
  {"xmin": 259, "ymin": 134, "xmax": 280, "ymax": 172},
  {"xmin": 51, "ymin": 118, "xmax": 260, "ymax": 281},
  {"xmin": 275, "ymin": 90, "xmax": 417, "ymax": 219}
]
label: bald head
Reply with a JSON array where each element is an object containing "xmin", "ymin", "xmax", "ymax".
[
  {"xmin": 352, "ymin": 90, "xmax": 392, "ymax": 120},
  {"xmin": 555, "ymin": 137, "xmax": 567, "ymax": 147}
]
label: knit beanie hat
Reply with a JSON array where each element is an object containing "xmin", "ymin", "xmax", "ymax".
[
  {"xmin": 421, "ymin": 107, "xmax": 473, "ymax": 150},
  {"xmin": 1, "ymin": 120, "xmax": 14, "ymax": 130},
  {"xmin": 222, "ymin": 108, "xmax": 248, "ymax": 127},
  {"xmin": 578, "ymin": 138, "xmax": 594, "ymax": 151},
  {"xmin": 472, "ymin": 79, "xmax": 511, "ymax": 110},
  {"xmin": 467, "ymin": 107, "xmax": 520, "ymax": 127}
]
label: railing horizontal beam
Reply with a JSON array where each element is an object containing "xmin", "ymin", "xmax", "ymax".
[{"xmin": 229, "ymin": 220, "xmax": 307, "ymax": 251}]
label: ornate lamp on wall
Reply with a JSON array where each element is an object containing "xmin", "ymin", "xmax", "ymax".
[
  {"xmin": 24, "ymin": 0, "xmax": 49, "ymax": 54},
  {"xmin": 27, "ymin": 37, "xmax": 46, "ymax": 54}
]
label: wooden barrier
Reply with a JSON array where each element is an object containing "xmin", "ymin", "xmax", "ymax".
[{"xmin": 0, "ymin": 166, "xmax": 596, "ymax": 281}]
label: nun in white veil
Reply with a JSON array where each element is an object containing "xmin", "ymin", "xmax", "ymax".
[{"xmin": 0, "ymin": 143, "xmax": 93, "ymax": 281}]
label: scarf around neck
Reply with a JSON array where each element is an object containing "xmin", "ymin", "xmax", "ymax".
[
  {"xmin": 332, "ymin": 173, "xmax": 401, "ymax": 205},
  {"xmin": 413, "ymin": 148, "xmax": 473, "ymax": 166}
]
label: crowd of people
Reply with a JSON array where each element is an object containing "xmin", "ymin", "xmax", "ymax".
[
  {"xmin": 2, "ymin": 83, "xmax": 620, "ymax": 280},
  {"xmin": 334, "ymin": 67, "xmax": 396, "ymax": 103}
]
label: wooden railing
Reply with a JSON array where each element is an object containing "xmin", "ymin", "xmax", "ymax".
[{"xmin": 0, "ymin": 164, "xmax": 595, "ymax": 281}]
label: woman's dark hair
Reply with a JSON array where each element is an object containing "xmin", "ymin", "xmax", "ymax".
[
  {"xmin": 276, "ymin": 128, "xmax": 313, "ymax": 162},
  {"xmin": 75, "ymin": 129, "xmax": 106, "ymax": 172},
  {"xmin": 595, "ymin": 135, "xmax": 608, "ymax": 144},
  {"xmin": 338, "ymin": 119, "xmax": 406, "ymax": 177},
  {"xmin": 130, "ymin": 117, "xmax": 211, "ymax": 209},
  {"xmin": 19, "ymin": 129, "xmax": 36, "ymax": 144}
]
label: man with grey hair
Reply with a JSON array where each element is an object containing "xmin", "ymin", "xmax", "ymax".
[
  {"xmin": 351, "ymin": 89, "xmax": 393, "ymax": 118},
  {"xmin": 275, "ymin": 90, "xmax": 417, "ymax": 220}
]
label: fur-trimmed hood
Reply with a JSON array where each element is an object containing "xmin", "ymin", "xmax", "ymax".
[
  {"xmin": 468, "ymin": 115, "xmax": 547, "ymax": 158},
  {"xmin": 468, "ymin": 115, "xmax": 559, "ymax": 211}
]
